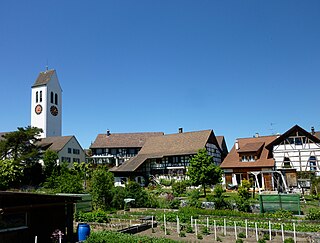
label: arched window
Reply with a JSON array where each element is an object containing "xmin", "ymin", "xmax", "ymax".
[
  {"xmin": 36, "ymin": 91, "xmax": 38, "ymax": 103},
  {"xmin": 40, "ymin": 91, "xmax": 42, "ymax": 102},
  {"xmin": 308, "ymin": 156, "xmax": 317, "ymax": 171},
  {"xmin": 51, "ymin": 92, "xmax": 54, "ymax": 103},
  {"xmin": 55, "ymin": 93, "xmax": 58, "ymax": 105}
]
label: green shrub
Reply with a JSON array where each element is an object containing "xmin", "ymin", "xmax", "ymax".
[
  {"xmin": 86, "ymin": 231, "xmax": 179, "ymax": 243},
  {"xmin": 306, "ymin": 208, "xmax": 320, "ymax": 220},
  {"xmin": 236, "ymin": 239, "xmax": 243, "ymax": 243},
  {"xmin": 168, "ymin": 198, "xmax": 181, "ymax": 209},
  {"xmin": 266, "ymin": 209, "xmax": 293, "ymax": 219},
  {"xmin": 179, "ymin": 231, "xmax": 186, "ymax": 237},
  {"xmin": 197, "ymin": 234, "xmax": 203, "ymax": 239},
  {"xmin": 284, "ymin": 238, "xmax": 294, "ymax": 243},
  {"xmin": 238, "ymin": 232, "xmax": 246, "ymax": 238},
  {"xmin": 75, "ymin": 210, "xmax": 109, "ymax": 223},
  {"xmin": 201, "ymin": 227, "xmax": 209, "ymax": 235},
  {"xmin": 172, "ymin": 181, "xmax": 187, "ymax": 196},
  {"xmin": 257, "ymin": 239, "xmax": 266, "ymax": 243},
  {"xmin": 160, "ymin": 179, "xmax": 174, "ymax": 186},
  {"xmin": 186, "ymin": 225, "xmax": 194, "ymax": 233}
]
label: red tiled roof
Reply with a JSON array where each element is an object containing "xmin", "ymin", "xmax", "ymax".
[
  {"xmin": 90, "ymin": 132, "xmax": 164, "ymax": 149},
  {"xmin": 111, "ymin": 130, "xmax": 214, "ymax": 172},
  {"xmin": 220, "ymin": 135, "xmax": 277, "ymax": 169},
  {"xmin": 237, "ymin": 142, "xmax": 264, "ymax": 153}
]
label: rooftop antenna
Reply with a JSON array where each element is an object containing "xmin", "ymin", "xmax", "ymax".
[
  {"xmin": 269, "ymin": 122, "xmax": 276, "ymax": 135},
  {"xmin": 46, "ymin": 59, "xmax": 49, "ymax": 71}
]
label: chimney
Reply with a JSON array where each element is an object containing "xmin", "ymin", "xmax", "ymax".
[
  {"xmin": 178, "ymin": 127, "xmax": 183, "ymax": 133},
  {"xmin": 235, "ymin": 139, "xmax": 239, "ymax": 150},
  {"xmin": 311, "ymin": 126, "xmax": 315, "ymax": 135},
  {"xmin": 255, "ymin": 133, "xmax": 259, "ymax": 138},
  {"xmin": 106, "ymin": 129, "xmax": 111, "ymax": 136}
]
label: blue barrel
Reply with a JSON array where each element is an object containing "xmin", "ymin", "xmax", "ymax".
[{"xmin": 78, "ymin": 223, "xmax": 90, "ymax": 241}]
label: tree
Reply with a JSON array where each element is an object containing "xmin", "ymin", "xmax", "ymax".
[
  {"xmin": 43, "ymin": 150, "xmax": 59, "ymax": 178},
  {"xmin": 0, "ymin": 159, "xmax": 23, "ymax": 190},
  {"xmin": 90, "ymin": 166, "xmax": 114, "ymax": 210},
  {"xmin": 0, "ymin": 126, "xmax": 42, "ymax": 165},
  {"xmin": 187, "ymin": 148, "xmax": 222, "ymax": 197}
]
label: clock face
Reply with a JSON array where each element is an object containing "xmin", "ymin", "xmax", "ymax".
[
  {"xmin": 35, "ymin": 104, "xmax": 42, "ymax": 115},
  {"xmin": 50, "ymin": 105, "xmax": 59, "ymax": 116}
]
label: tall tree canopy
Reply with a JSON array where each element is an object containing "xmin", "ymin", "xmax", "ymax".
[
  {"xmin": 187, "ymin": 148, "xmax": 222, "ymax": 197},
  {"xmin": 0, "ymin": 126, "xmax": 42, "ymax": 165}
]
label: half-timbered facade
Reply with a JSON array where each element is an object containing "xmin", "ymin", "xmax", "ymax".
[
  {"xmin": 89, "ymin": 131, "xmax": 164, "ymax": 166},
  {"xmin": 110, "ymin": 129, "xmax": 226, "ymax": 186},
  {"xmin": 266, "ymin": 125, "xmax": 320, "ymax": 173}
]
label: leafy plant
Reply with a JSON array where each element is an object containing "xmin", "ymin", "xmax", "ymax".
[
  {"xmin": 179, "ymin": 231, "xmax": 186, "ymax": 237},
  {"xmin": 172, "ymin": 181, "xmax": 187, "ymax": 196},
  {"xmin": 257, "ymin": 239, "xmax": 266, "ymax": 243},
  {"xmin": 238, "ymin": 232, "xmax": 246, "ymax": 238},
  {"xmin": 284, "ymin": 238, "xmax": 294, "ymax": 243},
  {"xmin": 197, "ymin": 234, "xmax": 203, "ymax": 239},
  {"xmin": 75, "ymin": 210, "xmax": 109, "ymax": 223},
  {"xmin": 236, "ymin": 239, "xmax": 243, "ymax": 243},
  {"xmin": 201, "ymin": 227, "xmax": 209, "ymax": 235},
  {"xmin": 306, "ymin": 208, "xmax": 320, "ymax": 220}
]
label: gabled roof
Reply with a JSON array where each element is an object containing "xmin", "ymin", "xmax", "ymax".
[
  {"xmin": 32, "ymin": 69, "xmax": 55, "ymax": 87},
  {"xmin": 220, "ymin": 135, "xmax": 276, "ymax": 169},
  {"xmin": 265, "ymin": 125, "xmax": 320, "ymax": 149},
  {"xmin": 37, "ymin": 136, "xmax": 74, "ymax": 152},
  {"xmin": 237, "ymin": 142, "xmax": 264, "ymax": 153},
  {"xmin": 111, "ymin": 130, "xmax": 215, "ymax": 172},
  {"xmin": 216, "ymin": 136, "xmax": 228, "ymax": 154},
  {"xmin": 90, "ymin": 132, "xmax": 164, "ymax": 149}
]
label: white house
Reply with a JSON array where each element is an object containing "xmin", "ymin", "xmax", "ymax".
[{"xmin": 266, "ymin": 125, "xmax": 320, "ymax": 173}]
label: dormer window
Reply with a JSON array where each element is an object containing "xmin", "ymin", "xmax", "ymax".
[{"xmin": 241, "ymin": 155, "xmax": 255, "ymax": 162}]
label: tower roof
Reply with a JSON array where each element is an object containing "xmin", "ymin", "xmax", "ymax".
[{"xmin": 32, "ymin": 69, "xmax": 56, "ymax": 87}]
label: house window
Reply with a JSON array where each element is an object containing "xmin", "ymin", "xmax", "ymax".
[
  {"xmin": 36, "ymin": 91, "xmax": 39, "ymax": 103},
  {"xmin": 62, "ymin": 157, "xmax": 71, "ymax": 162},
  {"xmin": 51, "ymin": 92, "xmax": 54, "ymax": 103},
  {"xmin": 241, "ymin": 156, "xmax": 248, "ymax": 162},
  {"xmin": 73, "ymin": 149, "xmax": 80, "ymax": 154},
  {"xmin": 55, "ymin": 93, "xmax": 58, "ymax": 105},
  {"xmin": 68, "ymin": 148, "xmax": 72, "ymax": 154},
  {"xmin": 283, "ymin": 157, "xmax": 291, "ymax": 168},
  {"xmin": 73, "ymin": 158, "xmax": 80, "ymax": 163},
  {"xmin": 309, "ymin": 156, "xmax": 317, "ymax": 171},
  {"xmin": 249, "ymin": 155, "xmax": 255, "ymax": 161},
  {"xmin": 39, "ymin": 91, "xmax": 42, "ymax": 102}
]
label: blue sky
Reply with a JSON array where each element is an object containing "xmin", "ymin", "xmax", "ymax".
[{"xmin": 1, "ymin": 1, "xmax": 320, "ymax": 149}]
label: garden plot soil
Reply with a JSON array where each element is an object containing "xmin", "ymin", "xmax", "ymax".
[{"xmin": 137, "ymin": 227, "xmax": 314, "ymax": 243}]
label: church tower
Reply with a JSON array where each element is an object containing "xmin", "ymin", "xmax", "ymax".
[{"xmin": 31, "ymin": 69, "xmax": 62, "ymax": 138}]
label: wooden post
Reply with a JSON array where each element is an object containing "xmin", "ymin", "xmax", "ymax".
[
  {"xmin": 195, "ymin": 219, "xmax": 198, "ymax": 236},
  {"xmin": 34, "ymin": 236, "xmax": 37, "ymax": 243},
  {"xmin": 177, "ymin": 216, "xmax": 180, "ymax": 234},
  {"xmin": 281, "ymin": 224, "xmax": 284, "ymax": 242},
  {"xmin": 191, "ymin": 216, "xmax": 193, "ymax": 228},
  {"xmin": 224, "ymin": 218, "xmax": 226, "ymax": 236},
  {"xmin": 234, "ymin": 221, "xmax": 237, "ymax": 240},
  {"xmin": 293, "ymin": 223, "xmax": 296, "ymax": 243},
  {"xmin": 269, "ymin": 221, "xmax": 272, "ymax": 241},
  {"xmin": 207, "ymin": 217, "xmax": 209, "ymax": 230},
  {"xmin": 151, "ymin": 216, "xmax": 153, "ymax": 229},
  {"xmin": 255, "ymin": 222, "xmax": 258, "ymax": 241}
]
